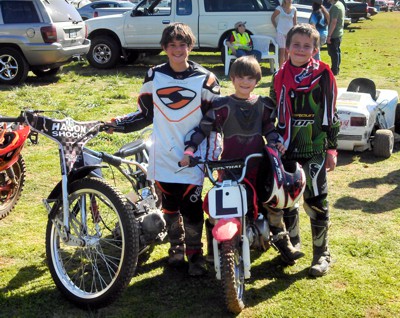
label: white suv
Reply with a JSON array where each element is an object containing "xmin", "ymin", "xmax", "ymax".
[{"xmin": 0, "ymin": 0, "xmax": 90, "ymax": 85}]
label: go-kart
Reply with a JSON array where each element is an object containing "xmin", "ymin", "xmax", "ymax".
[{"xmin": 337, "ymin": 78, "xmax": 399, "ymax": 158}]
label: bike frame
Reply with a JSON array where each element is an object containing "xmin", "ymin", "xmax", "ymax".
[{"xmin": 181, "ymin": 153, "xmax": 263, "ymax": 280}]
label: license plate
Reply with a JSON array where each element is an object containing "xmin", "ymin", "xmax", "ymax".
[
  {"xmin": 69, "ymin": 30, "xmax": 77, "ymax": 38},
  {"xmin": 208, "ymin": 184, "xmax": 247, "ymax": 219}
]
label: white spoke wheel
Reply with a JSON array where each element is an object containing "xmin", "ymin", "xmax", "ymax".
[{"xmin": 46, "ymin": 178, "xmax": 139, "ymax": 308}]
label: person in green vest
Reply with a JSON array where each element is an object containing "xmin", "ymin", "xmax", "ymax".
[{"xmin": 226, "ymin": 21, "xmax": 262, "ymax": 62}]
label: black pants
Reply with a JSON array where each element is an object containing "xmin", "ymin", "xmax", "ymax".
[{"xmin": 327, "ymin": 36, "xmax": 342, "ymax": 76}]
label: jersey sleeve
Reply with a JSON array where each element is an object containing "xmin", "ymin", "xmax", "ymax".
[{"xmin": 114, "ymin": 68, "xmax": 155, "ymax": 133}]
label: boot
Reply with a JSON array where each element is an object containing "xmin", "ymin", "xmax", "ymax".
[
  {"xmin": 271, "ymin": 226, "xmax": 305, "ymax": 266},
  {"xmin": 309, "ymin": 219, "xmax": 331, "ymax": 277},
  {"xmin": 284, "ymin": 206, "xmax": 301, "ymax": 251},
  {"xmin": 205, "ymin": 218, "xmax": 214, "ymax": 264},
  {"xmin": 163, "ymin": 212, "xmax": 185, "ymax": 267},
  {"xmin": 184, "ymin": 218, "xmax": 207, "ymax": 276}
]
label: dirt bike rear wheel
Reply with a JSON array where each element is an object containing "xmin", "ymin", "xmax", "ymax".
[
  {"xmin": 0, "ymin": 156, "xmax": 26, "ymax": 220},
  {"xmin": 220, "ymin": 237, "xmax": 245, "ymax": 314},
  {"xmin": 46, "ymin": 177, "xmax": 139, "ymax": 308}
]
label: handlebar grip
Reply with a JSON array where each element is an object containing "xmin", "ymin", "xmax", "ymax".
[
  {"xmin": 100, "ymin": 123, "xmax": 125, "ymax": 133},
  {"xmin": 0, "ymin": 116, "xmax": 25, "ymax": 123}
]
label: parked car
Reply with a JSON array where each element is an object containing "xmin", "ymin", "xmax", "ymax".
[
  {"xmin": 85, "ymin": 0, "xmax": 311, "ymax": 69},
  {"xmin": 0, "ymin": 0, "xmax": 90, "ymax": 85},
  {"xmin": 337, "ymin": 78, "xmax": 399, "ymax": 159},
  {"xmin": 77, "ymin": 0, "xmax": 135, "ymax": 20},
  {"xmin": 375, "ymin": 0, "xmax": 389, "ymax": 11}
]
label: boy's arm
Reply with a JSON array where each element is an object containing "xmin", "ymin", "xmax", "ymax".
[
  {"xmin": 261, "ymin": 96, "xmax": 283, "ymax": 146},
  {"xmin": 201, "ymin": 72, "xmax": 221, "ymax": 114},
  {"xmin": 113, "ymin": 72, "xmax": 155, "ymax": 133},
  {"xmin": 322, "ymin": 71, "xmax": 340, "ymax": 150}
]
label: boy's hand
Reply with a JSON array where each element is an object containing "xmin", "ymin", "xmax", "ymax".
[
  {"xmin": 275, "ymin": 142, "xmax": 286, "ymax": 155},
  {"xmin": 104, "ymin": 121, "xmax": 116, "ymax": 134},
  {"xmin": 179, "ymin": 155, "xmax": 192, "ymax": 167},
  {"xmin": 178, "ymin": 148, "xmax": 195, "ymax": 167},
  {"xmin": 325, "ymin": 149, "xmax": 337, "ymax": 172}
]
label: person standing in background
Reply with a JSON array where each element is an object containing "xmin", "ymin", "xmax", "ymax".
[
  {"xmin": 326, "ymin": 0, "xmax": 345, "ymax": 75},
  {"xmin": 309, "ymin": 0, "xmax": 329, "ymax": 61},
  {"xmin": 271, "ymin": 0, "xmax": 297, "ymax": 67}
]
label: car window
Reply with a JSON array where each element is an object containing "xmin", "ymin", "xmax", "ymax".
[
  {"xmin": 44, "ymin": 0, "xmax": 82, "ymax": 22},
  {"xmin": 177, "ymin": 0, "xmax": 192, "ymax": 15},
  {"xmin": 204, "ymin": 0, "xmax": 279, "ymax": 12},
  {"xmin": 0, "ymin": 1, "xmax": 40, "ymax": 23}
]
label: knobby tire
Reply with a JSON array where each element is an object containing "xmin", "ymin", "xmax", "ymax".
[
  {"xmin": 0, "ymin": 156, "xmax": 26, "ymax": 220},
  {"xmin": 220, "ymin": 238, "xmax": 245, "ymax": 314},
  {"xmin": 46, "ymin": 177, "xmax": 139, "ymax": 308}
]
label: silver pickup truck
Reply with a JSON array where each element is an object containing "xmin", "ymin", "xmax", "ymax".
[{"xmin": 85, "ymin": 0, "xmax": 310, "ymax": 69}]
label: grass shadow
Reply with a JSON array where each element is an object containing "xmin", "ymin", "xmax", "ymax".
[{"xmin": 334, "ymin": 168, "xmax": 400, "ymax": 213}]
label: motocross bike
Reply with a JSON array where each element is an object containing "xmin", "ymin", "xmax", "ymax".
[
  {"xmin": 1, "ymin": 110, "xmax": 141, "ymax": 308},
  {"xmin": 0, "ymin": 119, "xmax": 34, "ymax": 220},
  {"xmin": 178, "ymin": 148, "xmax": 305, "ymax": 314}
]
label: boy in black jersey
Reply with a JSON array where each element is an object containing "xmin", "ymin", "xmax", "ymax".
[
  {"xmin": 270, "ymin": 24, "xmax": 340, "ymax": 277},
  {"xmin": 181, "ymin": 56, "xmax": 304, "ymax": 265}
]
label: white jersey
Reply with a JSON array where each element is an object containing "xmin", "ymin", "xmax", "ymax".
[{"xmin": 115, "ymin": 61, "xmax": 221, "ymax": 185}]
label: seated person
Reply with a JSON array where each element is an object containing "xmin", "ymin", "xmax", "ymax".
[{"xmin": 226, "ymin": 21, "xmax": 261, "ymax": 62}]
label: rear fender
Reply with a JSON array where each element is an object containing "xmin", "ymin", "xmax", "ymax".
[{"xmin": 212, "ymin": 218, "xmax": 241, "ymax": 242}]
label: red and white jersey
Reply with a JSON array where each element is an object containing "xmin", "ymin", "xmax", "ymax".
[{"xmin": 115, "ymin": 61, "xmax": 221, "ymax": 185}]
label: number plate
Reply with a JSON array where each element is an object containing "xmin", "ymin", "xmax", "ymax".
[
  {"xmin": 208, "ymin": 184, "xmax": 247, "ymax": 219},
  {"xmin": 69, "ymin": 30, "xmax": 78, "ymax": 38}
]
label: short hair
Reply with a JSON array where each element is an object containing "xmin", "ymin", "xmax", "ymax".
[
  {"xmin": 286, "ymin": 23, "xmax": 320, "ymax": 50},
  {"xmin": 160, "ymin": 22, "xmax": 196, "ymax": 49},
  {"xmin": 229, "ymin": 56, "xmax": 262, "ymax": 82}
]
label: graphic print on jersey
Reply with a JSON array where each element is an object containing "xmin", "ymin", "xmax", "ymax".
[{"xmin": 157, "ymin": 87, "xmax": 197, "ymax": 110}]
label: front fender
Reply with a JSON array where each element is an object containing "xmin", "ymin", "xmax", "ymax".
[
  {"xmin": 212, "ymin": 218, "xmax": 241, "ymax": 242},
  {"xmin": 47, "ymin": 165, "xmax": 103, "ymax": 199}
]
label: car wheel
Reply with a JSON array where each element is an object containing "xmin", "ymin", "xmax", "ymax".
[
  {"xmin": 87, "ymin": 36, "xmax": 121, "ymax": 69},
  {"xmin": 395, "ymin": 104, "xmax": 400, "ymax": 134},
  {"xmin": 0, "ymin": 47, "xmax": 29, "ymax": 85},
  {"xmin": 32, "ymin": 67, "xmax": 62, "ymax": 78},
  {"xmin": 373, "ymin": 129, "xmax": 394, "ymax": 159}
]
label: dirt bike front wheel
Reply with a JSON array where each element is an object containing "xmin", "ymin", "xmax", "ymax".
[
  {"xmin": 46, "ymin": 177, "xmax": 139, "ymax": 308},
  {"xmin": 220, "ymin": 237, "xmax": 245, "ymax": 314},
  {"xmin": 0, "ymin": 156, "xmax": 26, "ymax": 220}
]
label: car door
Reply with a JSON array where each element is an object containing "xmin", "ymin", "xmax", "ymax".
[{"xmin": 123, "ymin": 0, "xmax": 175, "ymax": 48}]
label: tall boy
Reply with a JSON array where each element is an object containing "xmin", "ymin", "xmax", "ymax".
[
  {"xmin": 180, "ymin": 56, "xmax": 304, "ymax": 264},
  {"xmin": 107, "ymin": 23, "xmax": 221, "ymax": 276},
  {"xmin": 270, "ymin": 23, "xmax": 340, "ymax": 277}
]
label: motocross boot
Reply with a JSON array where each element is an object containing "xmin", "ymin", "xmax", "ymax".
[
  {"xmin": 284, "ymin": 206, "xmax": 301, "ymax": 251},
  {"xmin": 163, "ymin": 212, "xmax": 185, "ymax": 267},
  {"xmin": 184, "ymin": 218, "xmax": 207, "ymax": 276},
  {"xmin": 309, "ymin": 219, "xmax": 331, "ymax": 277},
  {"xmin": 270, "ymin": 225, "xmax": 305, "ymax": 266},
  {"xmin": 205, "ymin": 218, "xmax": 214, "ymax": 264}
]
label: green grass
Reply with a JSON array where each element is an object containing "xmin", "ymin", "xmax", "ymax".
[{"xmin": 1, "ymin": 12, "xmax": 400, "ymax": 318}]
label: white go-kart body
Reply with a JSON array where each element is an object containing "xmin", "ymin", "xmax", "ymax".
[{"xmin": 337, "ymin": 78, "xmax": 399, "ymax": 158}]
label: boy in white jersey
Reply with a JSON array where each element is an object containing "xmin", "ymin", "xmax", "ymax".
[{"xmin": 106, "ymin": 23, "xmax": 221, "ymax": 276}]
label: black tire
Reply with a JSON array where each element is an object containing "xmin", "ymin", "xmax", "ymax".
[
  {"xmin": 32, "ymin": 67, "xmax": 62, "ymax": 78},
  {"xmin": 394, "ymin": 104, "xmax": 400, "ymax": 134},
  {"xmin": 373, "ymin": 129, "xmax": 394, "ymax": 158},
  {"xmin": 0, "ymin": 156, "xmax": 26, "ymax": 220},
  {"xmin": 46, "ymin": 177, "xmax": 139, "ymax": 308},
  {"xmin": 87, "ymin": 36, "xmax": 121, "ymax": 69},
  {"xmin": 220, "ymin": 238, "xmax": 245, "ymax": 314},
  {"xmin": 0, "ymin": 47, "xmax": 29, "ymax": 85}
]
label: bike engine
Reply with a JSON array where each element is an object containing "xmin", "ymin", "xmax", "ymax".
[{"xmin": 138, "ymin": 210, "xmax": 166, "ymax": 245}]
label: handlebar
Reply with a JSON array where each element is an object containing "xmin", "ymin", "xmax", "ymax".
[{"xmin": 177, "ymin": 153, "xmax": 263, "ymax": 184}]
